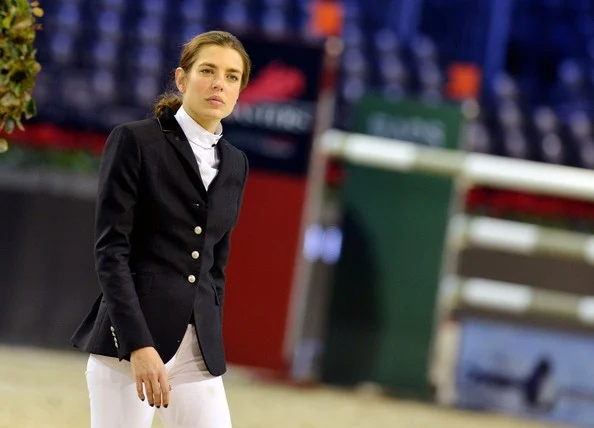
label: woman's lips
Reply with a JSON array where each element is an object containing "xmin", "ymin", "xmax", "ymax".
[{"xmin": 206, "ymin": 97, "xmax": 224, "ymax": 106}]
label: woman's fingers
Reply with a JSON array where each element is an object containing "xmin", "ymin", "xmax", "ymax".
[
  {"xmin": 136, "ymin": 377, "xmax": 145, "ymax": 402},
  {"xmin": 144, "ymin": 378, "xmax": 156, "ymax": 407},
  {"xmin": 160, "ymin": 374, "xmax": 171, "ymax": 408},
  {"xmin": 151, "ymin": 375, "xmax": 163, "ymax": 408}
]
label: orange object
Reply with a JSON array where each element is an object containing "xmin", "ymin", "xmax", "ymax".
[
  {"xmin": 446, "ymin": 63, "xmax": 482, "ymax": 100},
  {"xmin": 309, "ymin": 1, "xmax": 344, "ymax": 37}
]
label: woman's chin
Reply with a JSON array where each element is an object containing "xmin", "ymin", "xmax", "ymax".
[{"xmin": 201, "ymin": 107, "xmax": 227, "ymax": 120}]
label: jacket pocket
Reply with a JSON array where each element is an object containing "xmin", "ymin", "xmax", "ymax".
[{"xmin": 132, "ymin": 272, "xmax": 154, "ymax": 296}]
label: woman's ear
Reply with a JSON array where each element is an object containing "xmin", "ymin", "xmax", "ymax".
[{"xmin": 174, "ymin": 67, "xmax": 186, "ymax": 93}]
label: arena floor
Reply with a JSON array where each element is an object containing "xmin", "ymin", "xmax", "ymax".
[{"xmin": 0, "ymin": 345, "xmax": 562, "ymax": 428}]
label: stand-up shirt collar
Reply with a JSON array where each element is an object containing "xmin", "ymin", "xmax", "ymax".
[{"xmin": 174, "ymin": 106, "xmax": 223, "ymax": 149}]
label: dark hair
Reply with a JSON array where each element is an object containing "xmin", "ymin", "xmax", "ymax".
[{"xmin": 153, "ymin": 30, "xmax": 252, "ymax": 117}]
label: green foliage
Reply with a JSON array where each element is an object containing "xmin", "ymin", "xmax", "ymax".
[{"xmin": 0, "ymin": 0, "xmax": 43, "ymax": 136}]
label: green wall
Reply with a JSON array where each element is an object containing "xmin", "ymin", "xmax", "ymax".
[{"xmin": 321, "ymin": 95, "xmax": 462, "ymax": 398}]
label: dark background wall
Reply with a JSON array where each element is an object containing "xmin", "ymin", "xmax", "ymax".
[{"xmin": 0, "ymin": 189, "xmax": 96, "ymax": 348}]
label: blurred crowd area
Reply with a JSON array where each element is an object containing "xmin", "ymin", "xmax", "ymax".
[{"xmin": 17, "ymin": 0, "xmax": 594, "ymax": 168}]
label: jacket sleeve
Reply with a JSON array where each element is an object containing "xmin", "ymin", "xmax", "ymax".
[
  {"xmin": 94, "ymin": 124, "xmax": 154, "ymax": 359},
  {"xmin": 211, "ymin": 151, "xmax": 249, "ymax": 303}
]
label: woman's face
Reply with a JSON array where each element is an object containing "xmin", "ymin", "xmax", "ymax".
[{"xmin": 175, "ymin": 45, "xmax": 244, "ymax": 132}]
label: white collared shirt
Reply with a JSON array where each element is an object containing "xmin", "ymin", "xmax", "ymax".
[{"xmin": 174, "ymin": 106, "xmax": 222, "ymax": 190}]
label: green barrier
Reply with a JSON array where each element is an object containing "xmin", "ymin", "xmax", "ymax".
[{"xmin": 320, "ymin": 94, "xmax": 463, "ymax": 399}]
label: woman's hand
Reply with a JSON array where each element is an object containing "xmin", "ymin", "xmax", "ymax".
[{"xmin": 130, "ymin": 347, "xmax": 171, "ymax": 408}]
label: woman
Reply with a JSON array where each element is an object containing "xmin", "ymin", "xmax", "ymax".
[{"xmin": 71, "ymin": 30, "xmax": 251, "ymax": 428}]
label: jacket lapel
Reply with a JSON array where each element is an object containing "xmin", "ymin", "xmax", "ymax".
[
  {"xmin": 157, "ymin": 108, "xmax": 208, "ymax": 199},
  {"xmin": 208, "ymin": 138, "xmax": 233, "ymax": 194}
]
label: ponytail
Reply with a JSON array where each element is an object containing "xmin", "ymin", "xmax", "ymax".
[{"xmin": 153, "ymin": 91, "xmax": 183, "ymax": 117}]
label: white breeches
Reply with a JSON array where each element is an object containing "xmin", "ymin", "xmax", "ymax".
[{"xmin": 85, "ymin": 325, "xmax": 232, "ymax": 428}]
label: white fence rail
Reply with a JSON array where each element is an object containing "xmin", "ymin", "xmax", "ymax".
[
  {"xmin": 448, "ymin": 214, "xmax": 594, "ymax": 263},
  {"xmin": 321, "ymin": 129, "xmax": 594, "ymax": 202}
]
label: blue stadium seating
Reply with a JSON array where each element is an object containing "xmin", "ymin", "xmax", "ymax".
[{"xmin": 29, "ymin": 0, "xmax": 594, "ymax": 169}]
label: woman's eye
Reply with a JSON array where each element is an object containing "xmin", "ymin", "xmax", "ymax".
[
  {"xmin": 228, "ymin": 75, "xmax": 239, "ymax": 81},
  {"xmin": 201, "ymin": 69, "xmax": 213, "ymax": 74}
]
